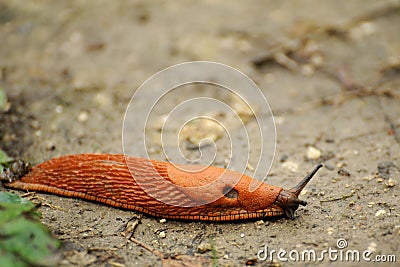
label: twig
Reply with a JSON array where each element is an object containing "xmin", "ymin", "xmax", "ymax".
[
  {"xmin": 121, "ymin": 214, "xmax": 143, "ymax": 239},
  {"xmin": 129, "ymin": 237, "xmax": 164, "ymax": 258},
  {"xmin": 320, "ymin": 191, "xmax": 355, "ymax": 203}
]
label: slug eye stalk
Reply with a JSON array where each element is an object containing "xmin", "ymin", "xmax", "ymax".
[{"xmin": 276, "ymin": 164, "xmax": 323, "ymax": 220}]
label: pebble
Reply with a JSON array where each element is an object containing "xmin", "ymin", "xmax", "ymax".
[
  {"xmin": 158, "ymin": 231, "xmax": 166, "ymax": 238},
  {"xmin": 336, "ymin": 162, "xmax": 345, "ymax": 168},
  {"xmin": 301, "ymin": 64, "xmax": 315, "ymax": 76},
  {"xmin": 274, "ymin": 116, "xmax": 285, "ymax": 125},
  {"xmin": 325, "ymin": 137, "xmax": 335, "ymax": 143},
  {"xmin": 306, "ymin": 146, "xmax": 322, "ymax": 160},
  {"xmin": 256, "ymin": 220, "xmax": 264, "ymax": 225},
  {"xmin": 350, "ymin": 21, "xmax": 377, "ymax": 40},
  {"xmin": 377, "ymin": 161, "xmax": 395, "ymax": 179},
  {"xmin": 45, "ymin": 141, "xmax": 56, "ymax": 151},
  {"xmin": 159, "ymin": 219, "xmax": 167, "ymax": 223},
  {"xmin": 30, "ymin": 120, "xmax": 40, "ymax": 129},
  {"xmin": 246, "ymin": 163, "xmax": 255, "ymax": 172},
  {"xmin": 327, "ymin": 227, "xmax": 334, "ymax": 235},
  {"xmin": 367, "ymin": 242, "xmax": 377, "ymax": 252},
  {"xmin": 55, "ymin": 105, "xmax": 63, "ymax": 113},
  {"xmin": 282, "ymin": 161, "xmax": 298, "ymax": 172},
  {"xmin": 375, "ymin": 209, "xmax": 386, "ymax": 217},
  {"xmin": 325, "ymin": 164, "xmax": 334, "ymax": 171},
  {"xmin": 94, "ymin": 92, "xmax": 112, "ymax": 106},
  {"xmin": 311, "ymin": 54, "xmax": 323, "ymax": 66},
  {"xmin": 394, "ymin": 225, "xmax": 400, "ymax": 235},
  {"xmin": 338, "ymin": 169, "xmax": 351, "ymax": 177},
  {"xmin": 279, "ymin": 154, "xmax": 288, "ymax": 162},
  {"xmin": 78, "ymin": 111, "xmax": 89, "ymax": 122},
  {"xmin": 385, "ymin": 178, "xmax": 396, "ymax": 187},
  {"xmin": 197, "ymin": 243, "xmax": 212, "ymax": 253}
]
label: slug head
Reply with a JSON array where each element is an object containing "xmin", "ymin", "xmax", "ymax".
[
  {"xmin": 202, "ymin": 164, "xmax": 323, "ymax": 220},
  {"xmin": 275, "ymin": 164, "xmax": 323, "ymax": 220}
]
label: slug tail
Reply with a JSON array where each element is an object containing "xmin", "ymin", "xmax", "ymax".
[{"xmin": 0, "ymin": 160, "xmax": 31, "ymax": 184}]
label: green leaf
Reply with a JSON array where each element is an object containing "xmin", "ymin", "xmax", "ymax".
[
  {"xmin": 0, "ymin": 149, "xmax": 12, "ymax": 165},
  {"xmin": 0, "ymin": 89, "xmax": 7, "ymax": 112},
  {"xmin": 0, "ymin": 191, "xmax": 31, "ymax": 205},
  {"xmin": 0, "ymin": 192, "xmax": 36, "ymax": 224},
  {"xmin": 0, "ymin": 192, "xmax": 60, "ymax": 267}
]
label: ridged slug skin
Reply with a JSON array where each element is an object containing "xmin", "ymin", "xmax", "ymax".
[
  {"xmin": 0, "ymin": 154, "xmax": 323, "ymax": 221},
  {"xmin": 3, "ymin": 154, "xmax": 286, "ymax": 221}
]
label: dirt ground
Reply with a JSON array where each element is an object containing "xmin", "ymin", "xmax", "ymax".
[{"xmin": 1, "ymin": 1, "xmax": 400, "ymax": 266}]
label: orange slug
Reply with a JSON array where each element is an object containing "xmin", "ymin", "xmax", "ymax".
[{"xmin": 1, "ymin": 154, "xmax": 322, "ymax": 221}]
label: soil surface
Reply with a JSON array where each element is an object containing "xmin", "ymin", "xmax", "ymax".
[{"xmin": 1, "ymin": 1, "xmax": 400, "ymax": 266}]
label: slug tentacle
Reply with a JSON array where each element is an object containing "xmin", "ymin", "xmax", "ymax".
[
  {"xmin": 289, "ymin": 164, "xmax": 323, "ymax": 197},
  {"xmin": 275, "ymin": 164, "xmax": 323, "ymax": 220}
]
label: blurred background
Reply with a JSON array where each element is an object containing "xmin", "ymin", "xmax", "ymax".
[{"xmin": 1, "ymin": 1, "xmax": 399, "ymax": 266}]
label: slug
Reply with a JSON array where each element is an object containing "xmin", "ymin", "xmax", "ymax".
[{"xmin": 1, "ymin": 154, "xmax": 323, "ymax": 221}]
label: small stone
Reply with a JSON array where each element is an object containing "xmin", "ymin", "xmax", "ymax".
[
  {"xmin": 274, "ymin": 116, "xmax": 285, "ymax": 125},
  {"xmin": 394, "ymin": 225, "xmax": 400, "ymax": 235},
  {"xmin": 158, "ymin": 231, "xmax": 166, "ymax": 238},
  {"xmin": 55, "ymin": 105, "xmax": 63, "ymax": 113},
  {"xmin": 385, "ymin": 178, "xmax": 396, "ymax": 187},
  {"xmin": 256, "ymin": 220, "xmax": 264, "ymax": 225},
  {"xmin": 197, "ymin": 243, "xmax": 212, "ymax": 253},
  {"xmin": 338, "ymin": 169, "xmax": 351, "ymax": 177},
  {"xmin": 78, "ymin": 111, "xmax": 89, "ymax": 122},
  {"xmin": 279, "ymin": 154, "xmax": 288, "ymax": 162},
  {"xmin": 325, "ymin": 137, "xmax": 335, "ymax": 143},
  {"xmin": 94, "ymin": 93, "xmax": 112, "ymax": 106},
  {"xmin": 30, "ymin": 120, "xmax": 40, "ymax": 129},
  {"xmin": 301, "ymin": 64, "xmax": 315, "ymax": 76},
  {"xmin": 377, "ymin": 161, "xmax": 395, "ymax": 179},
  {"xmin": 350, "ymin": 21, "xmax": 377, "ymax": 40},
  {"xmin": 325, "ymin": 164, "xmax": 334, "ymax": 171},
  {"xmin": 375, "ymin": 209, "xmax": 386, "ymax": 217},
  {"xmin": 45, "ymin": 141, "xmax": 56, "ymax": 151},
  {"xmin": 245, "ymin": 258, "xmax": 258, "ymax": 266},
  {"xmin": 311, "ymin": 54, "xmax": 323, "ymax": 66},
  {"xmin": 306, "ymin": 146, "xmax": 322, "ymax": 160},
  {"xmin": 336, "ymin": 162, "xmax": 345, "ymax": 168},
  {"xmin": 327, "ymin": 227, "xmax": 334, "ymax": 235},
  {"xmin": 355, "ymin": 205, "xmax": 362, "ymax": 212},
  {"xmin": 159, "ymin": 219, "xmax": 167, "ymax": 223},
  {"xmin": 240, "ymin": 233, "xmax": 245, "ymax": 238},
  {"xmin": 223, "ymin": 254, "xmax": 229, "ymax": 259},
  {"xmin": 282, "ymin": 161, "xmax": 298, "ymax": 172},
  {"xmin": 367, "ymin": 242, "xmax": 377, "ymax": 252},
  {"xmin": 246, "ymin": 163, "xmax": 255, "ymax": 172}
]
